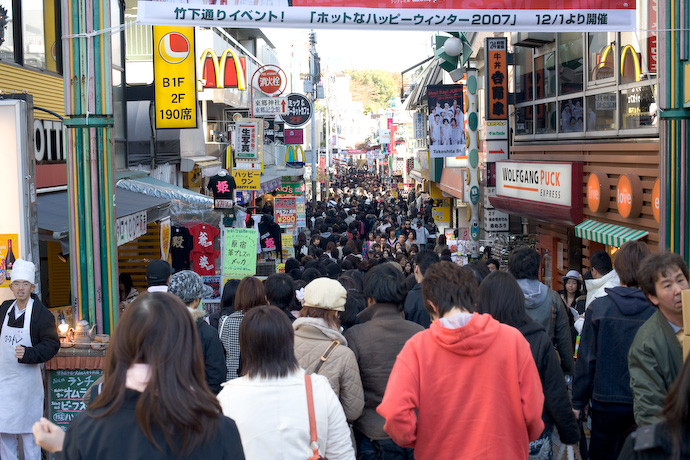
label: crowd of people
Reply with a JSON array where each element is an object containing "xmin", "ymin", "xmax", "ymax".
[{"xmin": 1, "ymin": 168, "xmax": 689, "ymax": 460}]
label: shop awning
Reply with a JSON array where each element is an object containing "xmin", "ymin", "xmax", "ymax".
[
  {"xmin": 410, "ymin": 170, "xmax": 424, "ymax": 183},
  {"xmin": 37, "ymin": 189, "xmax": 171, "ymax": 241},
  {"xmin": 439, "ymin": 168, "xmax": 464, "ymax": 199},
  {"xmin": 575, "ymin": 219, "xmax": 649, "ymax": 247},
  {"xmin": 116, "ymin": 176, "xmax": 213, "ymax": 209},
  {"xmin": 180, "ymin": 156, "xmax": 223, "ymax": 177}
]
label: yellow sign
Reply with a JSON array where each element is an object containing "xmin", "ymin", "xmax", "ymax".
[
  {"xmin": 153, "ymin": 26, "xmax": 197, "ymax": 129},
  {"xmin": 159, "ymin": 217, "xmax": 171, "ymax": 262},
  {"xmin": 233, "ymin": 170, "xmax": 260, "ymax": 190},
  {"xmin": 281, "ymin": 234, "xmax": 294, "ymax": 259},
  {"xmin": 432, "ymin": 206, "xmax": 451, "ymax": 225}
]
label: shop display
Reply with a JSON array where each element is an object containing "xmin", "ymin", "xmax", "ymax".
[{"xmin": 170, "ymin": 225, "xmax": 193, "ymax": 271}]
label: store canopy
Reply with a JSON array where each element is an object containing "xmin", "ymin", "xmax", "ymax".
[
  {"xmin": 439, "ymin": 168, "xmax": 464, "ymax": 199},
  {"xmin": 575, "ymin": 219, "xmax": 649, "ymax": 247},
  {"xmin": 37, "ymin": 189, "xmax": 171, "ymax": 241},
  {"xmin": 116, "ymin": 176, "xmax": 213, "ymax": 208}
]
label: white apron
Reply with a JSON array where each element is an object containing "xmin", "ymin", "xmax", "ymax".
[{"xmin": 0, "ymin": 299, "xmax": 44, "ymax": 433}]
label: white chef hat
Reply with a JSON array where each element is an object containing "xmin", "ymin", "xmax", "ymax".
[{"xmin": 11, "ymin": 259, "xmax": 35, "ymax": 284}]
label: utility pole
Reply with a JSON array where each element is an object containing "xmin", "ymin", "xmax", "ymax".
[{"xmin": 309, "ymin": 30, "xmax": 319, "ymax": 210}]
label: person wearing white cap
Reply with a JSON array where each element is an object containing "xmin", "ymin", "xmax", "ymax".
[{"xmin": 0, "ymin": 258, "xmax": 59, "ymax": 460}]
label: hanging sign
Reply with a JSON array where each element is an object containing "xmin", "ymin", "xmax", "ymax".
[
  {"xmin": 279, "ymin": 93, "xmax": 312, "ymax": 127},
  {"xmin": 160, "ymin": 217, "xmax": 171, "ymax": 261},
  {"xmin": 232, "ymin": 170, "xmax": 260, "ymax": 190},
  {"xmin": 138, "ymin": 0, "xmax": 636, "ymax": 32},
  {"xmin": 234, "ymin": 121, "xmax": 260, "ymax": 160},
  {"xmin": 153, "ymin": 26, "xmax": 197, "ymax": 129},
  {"xmin": 223, "ymin": 228, "xmax": 258, "ymax": 278},
  {"xmin": 275, "ymin": 196, "xmax": 298, "ymax": 228},
  {"xmin": 116, "ymin": 211, "xmax": 148, "ymax": 246},
  {"xmin": 426, "ymin": 84, "xmax": 465, "ymax": 158},
  {"xmin": 485, "ymin": 37, "xmax": 508, "ymax": 121}
]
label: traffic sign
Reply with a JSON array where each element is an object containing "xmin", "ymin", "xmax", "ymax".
[
  {"xmin": 253, "ymin": 97, "xmax": 287, "ymax": 116},
  {"xmin": 280, "ymin": 93, "xmax": 312, "ymax": 127}
]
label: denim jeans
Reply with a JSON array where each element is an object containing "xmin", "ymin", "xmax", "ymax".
[
  {"xmin": 589, "ymin": 407, "xmax": 636, "ymax": 460},
  {"xmin": 355, "ymin": 431, "xmax": 414, "ymax": 460}
]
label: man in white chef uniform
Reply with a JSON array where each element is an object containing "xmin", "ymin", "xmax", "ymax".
[{"xmin": 0, "ymin": 259, "xmax": 59, "ymax": 459}]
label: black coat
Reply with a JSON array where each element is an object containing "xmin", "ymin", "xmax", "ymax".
[
  {"xmin": 0, "ymin": 295, "xmax": 59, "ymax": 364},
  {"xmin": 518, "ymin": 320, "xmax": 580, "ymax": 445},
  {"xmin": 196, "ymin": 318, "xmax": 227, "ymax": 394},
  {"xmin": 618, "ymin": 422, "xmax": 690, "ymax": 460},
  {"xmin": 402, "ymin": 283, "xmax": 430, "ymax": 328},
  {"xmin": 59, "ymin": 389, "xmax": 245, "ymax": 460}
]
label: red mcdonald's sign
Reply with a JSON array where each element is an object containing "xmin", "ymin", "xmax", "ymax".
[{"xmin": 199, "ymin": 48, "xmax": 247, "ymax": 91}]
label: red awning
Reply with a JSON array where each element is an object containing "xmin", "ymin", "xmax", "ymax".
[{"xmin": 439, "ymin": 168, "xmax": 464, "ymax": 199}]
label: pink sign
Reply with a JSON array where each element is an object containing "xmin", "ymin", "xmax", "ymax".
[{"xmin": 284, "ymin": 128, "xmax": 303, "ymax": 145}]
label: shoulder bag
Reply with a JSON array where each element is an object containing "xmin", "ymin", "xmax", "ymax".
[{"xmin": 305, "ymin": 374, "xmax": 328, "ymax": 460}]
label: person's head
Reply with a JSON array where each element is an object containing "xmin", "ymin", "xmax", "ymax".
[
  {"xmin": 486, "ymin": 258, "xmax": 500, "ymax": 272},
  {"xmin": 638, "ymin": 253, "xmax": 689, "ymax": 324},
  {"xmin": 363, "ymin": 263, "xmax": 407, "ymax": 310},
  {"xmin": 341, "ymin": 289, "xmax": 366, "ymax": 331},
  {"xmin": 9, "ymin": 259, "xmax": 36, "ymax": 302},
  {"xmin": 119, "ymin": 273, "xmax": 134, "ymax": 297},
  {"xmin": 326, "ymin": 262, "xmax": 342, "ymax": 279},
  {"xmin": 265, "ymin": 274, "xmax": 295, "ymax": 311},
  {"xmin": 397, "ymin": 233, "xmax": 406, "ymax": 244},
  {"xmin": 239, "ymin": 305, "xmax": 299, "ymax": 379},
  {"xmin": 367, "ymin": 232, "xmax": 374, "ymax": 241},
  {"xmin": 508, "ymin": 247, "xmax": 540, "ymax": 280},
  {"xmin": 477, "ymin": 271, "xmax": 531, "ymax": 328},
  {"xmin": 220, "ymin": 278, "xmax": 241, "ymax": 311},
  {"xmin": 301, "ymin": 267, "xmax": 322, "ymax": 284},
  {"xmin": 422, "ymin": 261, "xmax": 478, "ymax": 319},
  {"xmin": 561, "ymin": 270, "xmax": 582, "ymax": 295},
  {"xmin": 388, "ymin": 228, "xmax": 396, "ymax": 239},
  {"xmin": 234, "ymin": 276, "xmax": 266, "ymax": 313},
  {"xmin": 590, "ymin": 251, "xmax": 613, "ymax": 278},
  {"xmin": 90, "ymin": 293, "xmax": 221, "ymax": 456},
  {"xmin": 285, "ymin": 257, "xmax": 301, "ymax": 274},
  {"xmin": 301, "ymin": 278, "xmax": 347, "ymax": 329},
  {"xmin": 414, "ymin": 250, "xmax": 440, "ymax": 282},
  {"xmin": 614, "ymin": 241, "xmax": 651, "ymax": 287},
  {"xmin": 145, "ymin": 259, "xmax": 173, "ymax": 287},
  {"xmin": 310, "ymin": 235, "xmax": 321, "ymax": 246},
  {"xmin": 168, "ymin": 270, "xmax": 213, "ymax": 308},
  {"xmin": 437, "ymin": 234, "xmax": 446, "ymax": 246}
]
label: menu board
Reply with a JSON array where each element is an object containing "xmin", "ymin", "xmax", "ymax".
[{"xmin": 48, "ymin": 369, "xmax": 104, "ymax": 430}]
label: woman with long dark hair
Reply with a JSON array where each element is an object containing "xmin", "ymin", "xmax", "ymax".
[
  {"xmin": 33, "ymin": 292, "xmax": 245, "ymax": 459},
  {"xmin": 218, "ymin": 305, "xmax": 354, "ymax": 460},
  {"xmin": 477, "ymin": 271, "xmax": 579, "ymax": 459}
]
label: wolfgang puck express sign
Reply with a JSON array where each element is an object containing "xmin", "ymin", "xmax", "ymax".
[{"xmin": 496, "ymin": 161, "xmax": 573, "ymax": 207}]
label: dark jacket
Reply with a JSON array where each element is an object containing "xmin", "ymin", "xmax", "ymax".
[
  {"xmin": 0, "ymin": 295, "xmax": 60, "ymax": 364},
  {"xmin": 617, "ymin": 422, "xmax": 690, "ymax": 460},
  {"xmin": 403, "ymin": 283, "xmax": 431, "ymax": 328},
  {"xmin": 572, "ymin": 287, "xmax": 656, "ymax": 411},
  {"xmin": 628, "ymin": 310, "xmax": 683, "ymax": 426},
  {"xmin": 208, "ymin": 306, "xmax": 234, "ymax": 330},
  {"xmin": 518, "ymin": 320, "xmax": 580, "ymax": 445},
  {"xmin": 517, "ymin": 279, "xmax": 575, "ymax": 376},
  {"xmin": 196, "ymin": 317, "xmax": 227, "ymax": 394},
  {"xmin": 344, "ymin": 303, "xmax": 424, "ymax": 440},
  {"xmin": 60, "ymin": 389, "xmax": 245, "ymax": 460}
]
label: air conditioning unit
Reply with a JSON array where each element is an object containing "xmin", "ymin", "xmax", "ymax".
[{"xmin": 511, "ymin": 33, "xmax": 555, "ymax": 48}]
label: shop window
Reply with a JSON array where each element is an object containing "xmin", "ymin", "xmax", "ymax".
[
  {"xmin": 588, "ymin": 32, "xmax": 617, "ymax": 83},
  {"xmin": 536, "ymin": 102, "xmax": 557, "ymax": 134},
  {"xmin": 619, "ymin": 32, "xmax": 644, "ymax": 84},
  {"xmin": 535, "ymin": 52, "xmax": 556, "ymax": 99},
  {"xmin": 559, "ymin": 33, "xmax": 583, "ymax": 94},
  {"xmin": 560, "ymin": 97, "xmax": 583, "ymax": 132},
  {"xmin": 515, "ymin": 106, "xmax": 533, "ymax": 135},
  {"xmin": 0, "ymin": 0, "xmax": 14, "ymax": 62},
  {"xmin": 23, "ymin": 0, "xmax": 46, "ymax": 68},
  {"xmin": 621, "ymin": 85, "xmax": 656, "ymax": 129},
  {"xmin": 515, "ymin": 47, "xmax": 533, "ymax": 103},
  {"xmin": 586, "ymin": 93, "xmax": 617, "ymax": 131}
]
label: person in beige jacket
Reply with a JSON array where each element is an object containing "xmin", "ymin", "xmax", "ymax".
[{"xmin": 294, "ymin": 277, "xmax": 364, "ymax": 422}]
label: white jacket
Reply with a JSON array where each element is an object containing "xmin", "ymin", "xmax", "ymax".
[
  {"xmin": 217, "ymin": 369, "xmax": 355, "ymax": 460},
  {"xmin": 585, "ymin": 269, "xmax": 620, "ymax": 309}
]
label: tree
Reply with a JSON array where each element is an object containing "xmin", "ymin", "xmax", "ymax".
[{"xmin": 345, "ymin": 70, "xmax": 401, "ymax": 114}]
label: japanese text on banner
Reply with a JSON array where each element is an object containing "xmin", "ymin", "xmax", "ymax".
[{"xmin": 223, "ymin": 228, "xmax": 258, "ymax": 278}]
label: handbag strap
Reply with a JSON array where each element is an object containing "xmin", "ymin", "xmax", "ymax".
[
  {"xmin": 305, "ymin": 374, "xmax": 320, "ymax": 458},
  {"xmin": 313, "ymin": 339, "xmax": 340, "ymax": 375}
]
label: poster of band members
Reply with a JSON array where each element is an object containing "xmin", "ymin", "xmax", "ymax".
[{"xmin": 426, "ymin": 84, "xmax": 465, "ymax": 158}]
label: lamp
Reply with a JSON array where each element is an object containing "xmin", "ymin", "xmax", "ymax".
[
  {"xmin": 443, "ymin": 37, "xmax": 463, "ymax": 57},
  {"xmin": 57, "ymin": 313, "xmax": 69, "ymax": 336}
]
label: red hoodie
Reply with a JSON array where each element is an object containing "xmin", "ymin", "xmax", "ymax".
[{"xmin": 377, "ymin": 312, "xmax": 544, "ymax": 460}]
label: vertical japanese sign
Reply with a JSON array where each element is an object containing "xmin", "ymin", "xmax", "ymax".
[
  {"xmin": 485, "ymin": 37, "xmax": 508, "ymax": 120},
  {"xmin": 295, "ymin": 196, "xmax": 307, "ymax": 227},
  {"xmin": 223, "ymin": 228, "xmax": 258, "ymax": 278},
  {"xmin": 234, "ymin": 121, "xmax": 259, "ymax": 160},
  {"xmin": 426, "ymin": 85, "xmax": 465, "ymax": 158},
  {"xmin": 274, "ymin": 197, "xmax": 298, "ymax": 228},
  {"xmin": 153, "ymin": 26, "xmax": 197, "ymax": 129},
  {"xmin": 281, "ymin": 234, "xmax": 295, "ymax": 259}
]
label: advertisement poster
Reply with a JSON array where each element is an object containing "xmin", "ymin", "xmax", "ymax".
[
  {"xmin": 281, "ymin": 234, "xmax": 295, "ymax": 259},
  {"xmin": 274, "ymin": 197, "xmax": 298, "ymax": 228},
  {"xmin": 160, "ymin": 217, "xmax": 171, "ymax": 261},
  {"xmin": 295, "ymin": 196, "xmax": 307, "ymax": 227},
  {"xmin": 138, "ymin": 0, "xmax": 636, "ymax": 32},
  {"xmin": 202, "ymin": 275, "xmax": 221, "ymax": 313},
  {"xmin": 223, "ymin": 228, "xmax": 258, "ymax": 278},
  {"xmin": 426, "ymin": 85, "xmax": 465, "ymax": 158},
  {"xmin": 0, "ymin": 234, "xmax": 19, "ymax": 286}
]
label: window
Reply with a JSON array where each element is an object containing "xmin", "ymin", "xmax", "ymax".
[
  {"xmin": 619, "ymin": 32, "xmax": 643, "ymax": 84},
  {"xmin": 515, "ymin": 106, "xmax": 533, "ymax": 135},
  {"xmin": 621, "ymin": 86, "xmax": 656, "ymax": 129},
  {"xmin": 22, "ymin": 0, "xmax": 46, "ymax": 69},
  {"xmin": 560, "ymin": 98, "xmax": 583, "ymax": 133},
  {"xmin": 536, "ymin": 102, "xmax": 557, "ymax": 134},
  {"xmin": 535, "ymin": 52, "xmax": 556, "ymax": 99},
  {"xmin": 585, "ymin": 93, "xmax": 616, "ymax": 131},
  {"xmin": 515, "ymin": 47, "xmax": 533, "ymax": 103},
  {"xmin": 0, "ymin": 0, "xmax": 14, "ymax": 62},
  {"xmin": 559, "ymin": 33, "xmax": 583, "ymax": 94},
  {"xmin": 588, "ymin": 32, "xmax": 617, "ymax": 83}
]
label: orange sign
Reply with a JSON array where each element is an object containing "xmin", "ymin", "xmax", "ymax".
[
  {"xmin": 616, "ymin": 174, "xmax": 643, "ymax": 218},
  {"xmin": 652, "ymin": 178, "xmax": 660, "ymax": 223},
  {"xmin": 587, "ymin": 172, "xmax": 609, "ymax": 213},
  {"xmin": 485, "ymin": 37, "xmax": 508, "ymax": 120}
]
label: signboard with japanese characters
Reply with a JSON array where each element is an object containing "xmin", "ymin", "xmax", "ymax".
[
  {"xmin": 275, "ymin": 197, "xmax": 298, "ymax": 228},
  {"xmin": 234, "ymin": 121, "xmax": 259, "ymax": 160},
  {"xmin": 280, "ymin": 93, "xmax": 312, "ymax": 127},
  {"xmin": 485, "ymin": 37, "xmax": 508, "ymax": 121},
  {"xmin": 223, "ymin": 228, "xmax": 258, "ymax": 279},
  {"xmin": 253, "ymin": 97, "xmax": 287, "ymax": 116},
  {"xmin": 483, "ymin": 209, "xmax": 509, "ymax": 231},
  {"xmin": 232, "ymin": 170, "xmax": 260, "ymax": 190},
  {"xmin": 49, "ymin": 369, "xmax": 104, "ymax": 431},
  {"xmin": 413, "ymin": 112, "xmax": 426, "ymax": 139},
  {"xmin": 138, "ymin": 0, "xmax": 636, "ymax": 32},
  {"xmin": 426, "ymin": 85, "xmax": 465, "ymax": 158},
  {"xmin": 116, "ymin": 211, "xmax": 147, "ymax": 246}
]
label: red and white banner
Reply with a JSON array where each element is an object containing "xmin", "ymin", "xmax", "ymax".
[{"xmin": 138, "ymin": 0, "xmax": 636, "ymax": 31}]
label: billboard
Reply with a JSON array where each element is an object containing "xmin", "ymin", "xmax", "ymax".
[
  {"xmin": 426, "ymin": 84, "xmax": 465, "ymax": 159},
  {"xmin": 138, "ymin": 0, "xmax": 636, "ymax": 31}
]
